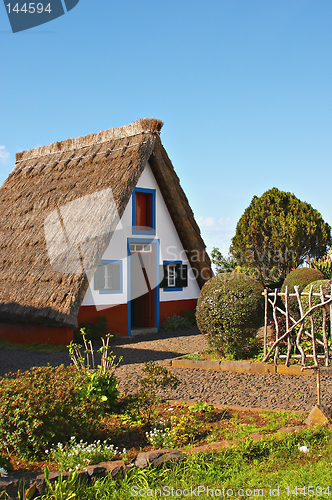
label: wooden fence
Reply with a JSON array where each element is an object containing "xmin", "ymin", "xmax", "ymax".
[{"xmin": 263, "ymin": 284, "xmax": 332, "ymax": 368}]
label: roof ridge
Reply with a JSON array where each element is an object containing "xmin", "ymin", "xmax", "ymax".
[{"xmin": 15, "ymin": 118, "xmax": 163, "ymax": 164}]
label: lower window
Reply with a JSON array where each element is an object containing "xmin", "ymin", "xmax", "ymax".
[
  {"xmin": 160, "ymin": 261, "xmax": 188, "ymax": 291},
  {"xmin": 94, "ymin": 260, "xmax": 122, "ymax": 294}
]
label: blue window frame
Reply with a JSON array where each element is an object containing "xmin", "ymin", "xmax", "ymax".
[
  {"xmin": 160, "ymin": 260, "xmax": 188, "ymax": 292},
  {"xmin": 132, "ymin": 187, "xmax": 156, "ymax": 235},
  {"xmin": 94, "ymin": 260, "xmax": 123, "ymax": 294}
]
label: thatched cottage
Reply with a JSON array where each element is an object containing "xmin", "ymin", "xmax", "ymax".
[{"xmin": 0, "ymin": 119, "xmax": 212, "ymax": 344}]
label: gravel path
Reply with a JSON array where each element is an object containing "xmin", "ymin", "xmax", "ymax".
[{"xmin": 1, "ymin": 326, "xmax": 331, "ymax": 411}]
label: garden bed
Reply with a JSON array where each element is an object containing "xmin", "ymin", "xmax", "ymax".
[{"xmin": 3, "ymin": 400, "xmax": 308, "ymax": 475}]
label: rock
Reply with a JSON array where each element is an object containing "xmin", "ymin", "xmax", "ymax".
[
  {"xmin": 276, "ymin": 426, "xmax": 305, "ymax": 434},
  {"xmin": 188, "ymin": 440, "xmax": 234, "ymax": 454},
  {"xmin": 304, "ymin": 405, "xmax": 332, "ymax": 426},
  {"xmin": 247, "ymin": 432, "xmax": 263, "ymax": 441},
  {"xmin": 96, "ymin": 461, "xmax": 126, "ymax": 477},
  {"xmin": 135, "ymin": 449, "xmax": 185, "ymax": 468},
  {"xmin": 0, "ymin": 475, "xmax": 37, "ymax": 499},
  {"xmin": 86, "ymin": 465, "xmax": 107, "ymax": 477}
]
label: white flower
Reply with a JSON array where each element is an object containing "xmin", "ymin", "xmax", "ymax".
[
  {"xmin": 0, "ymin": 467, "xmax": 8, "ymax": 477},
  {"xmin": 298, "ymin": 445, "xmax": 310, "ymax": 453}
]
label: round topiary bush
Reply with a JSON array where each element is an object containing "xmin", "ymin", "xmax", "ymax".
[
  {"xmin": 301, "ymin": 279, "xmax": 330, "ymax": 333},
  {"xmin": 196, "ymin": 272, "xmax": 264, "ymax": 359},
  {"xmin": 280, "ymin": 268, "xmax": 324, "ymax": 320}
]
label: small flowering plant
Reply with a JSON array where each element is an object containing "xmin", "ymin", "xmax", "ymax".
[
  {"xmin": 47, "ymin": 436, "xmax": 126, "ymax": 471},
  {"xmin": 146, "ymin": 419, "xmax": 176, "ymax": 449}
]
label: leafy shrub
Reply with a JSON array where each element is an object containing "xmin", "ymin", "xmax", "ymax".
[
  {"xmin": 0, "ymin": 366, "xmax": 104, "ymax": 458},
  {"xmin": 280, "ymin": 268, "xmax": 324, "ymax": 320},
  {"xmin": 161, "ymin": 314, "xmax": 192, "ymax": 330},
  {"xmin": 126, "ymin": 361, "xmax": 179, "ymax": 424},
  {"xmin": 196, "ymin": 272, "xmax": 264, "ymax": 359},
  {"xmin": 302, "ymin": 279, "xmax": 330, "ymax": 333}
]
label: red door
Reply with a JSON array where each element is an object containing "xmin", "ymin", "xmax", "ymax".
[{"xmin": 130, "ymin": 245, "xmax": 154, "ymax": 327}]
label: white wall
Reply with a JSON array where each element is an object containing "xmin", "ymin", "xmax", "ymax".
[{"xmin": 82, "ymin": 162, "xmax": 200, "ymax": 306}]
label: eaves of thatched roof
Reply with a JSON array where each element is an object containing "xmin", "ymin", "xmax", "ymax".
[{"xmin": 0, "ymin": 118, "xmax": 212, "ymax": 328}]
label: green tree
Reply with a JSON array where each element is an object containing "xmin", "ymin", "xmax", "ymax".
[{"xmin": 230, "ymin": 188, "xmax": 331, "ymax": 285}]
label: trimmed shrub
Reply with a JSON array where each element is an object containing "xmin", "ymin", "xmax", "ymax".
[
  {"xmin": 0, "ymin": 365, "xmax": 104, "ymax": 458},
  {"xmin": 196, "ymin": 272, "xmax": 264, "ymax": 359},
  {"xmin": 280, "ymin": 268, "xmax": 324, "ymax": 320},
  {"xmin": 302, "ymin": 279, "xmax": 330, "ymax": 333}
]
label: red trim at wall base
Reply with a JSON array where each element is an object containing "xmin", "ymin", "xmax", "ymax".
[
  {"xmin": 0, "ymin": 323, "xmax": 74, "ymax": 346},
  {"xmin": 160, "ymin": 298, "xmax": 197, "ymax": 324},
  {"xmin": 77, "ymin": 304, "xmax": 128, "ymax": 337}
]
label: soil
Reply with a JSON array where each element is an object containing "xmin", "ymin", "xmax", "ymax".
[{"xmin": 1, "ymin": 326, "xmax": 331, "ymax": 412}]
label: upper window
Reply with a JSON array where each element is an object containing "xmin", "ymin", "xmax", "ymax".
[
  {"xmin": 160, "ymin": 261, "xmax": 188, "ymax": 291},
  {"xmin": 132, "ymin": 188, "xmax": 156, "ymax": 235},
  {"xmin": 94, "ymin": 260, "xmax": 122, "ymax": 294}
]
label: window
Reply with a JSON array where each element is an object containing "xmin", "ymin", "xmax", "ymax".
[
  {"xmin": 132, "ymin": 188, "xmax": 156, "ymax": 234},
  {"xmin": 160, "ymin": 261, "xmax": 188, "ymax": 291},
  {"xmin": 130, "ymin": 243, "xmax": 152, "ymax": 253},
  {"xmin": 94, "ymin": 260, "xmax": 122, "ymax": 294}
]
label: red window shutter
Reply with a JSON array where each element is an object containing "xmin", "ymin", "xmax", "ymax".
[{"xmin": 135, "ymin": 192, "xmax": 152, "ymax": 228}]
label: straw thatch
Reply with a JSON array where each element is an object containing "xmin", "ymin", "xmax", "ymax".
[{"xmin": 0, "ymin": 118, "xmax": 213, "ymax": 328}]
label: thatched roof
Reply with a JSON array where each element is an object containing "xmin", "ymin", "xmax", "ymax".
[{"xmin": 0, "ymin": 118, "xmax": 213, "ymax": 328}]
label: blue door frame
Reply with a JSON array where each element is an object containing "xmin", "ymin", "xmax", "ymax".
[{"xmin": 127, "ymin": 237, "xmax": 160, "ymax": 336}]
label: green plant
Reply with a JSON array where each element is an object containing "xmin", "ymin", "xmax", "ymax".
[
  {"xmin": 196, "ymin": 272, "xmax": 264, "ymax": 359},
  {"xmin": 43, "ymin": 466, "xmax": 79, "ymax": 499},
  {"xmin": 280, "ymin": 267, "xmax": 325, "ymax": 320},
  {"xmin": 129, "ymin": 361, "xmax": 179, "ymax": 424},
  {"xmin": 0, "ymin": 365, "xmax": 103, "ymax": 458},
  {"xmin": 188, "ymin": 402, "xmax": 214, "ymax": 414},
  {"xmin": 182, "ymin": 353, "xmax": 203, "ymax": 360},
  {"xmin": 181, "ymin": 309, "xmax": 197, "ymax": 325},
  {"xmin": 309, "ymin": 251, "xmax": 332, "ymax": 279},
  {"xmin": 230, "ymin": 187, "xmax": 331, "ymax": 285},
  {"xmin": 68, "ymin": 330, "xmax": 122, "ymax": 412},
  {"xmin": 48, "ymin": 436, "xmax": 122, "ymax": 472},
  {"xmin": 211, "ymin": 248, "xmax": 250, "ymax": 277},
  {"xmin": 161, "ymin": 314, "xmax": 192, "ymax": 330}
]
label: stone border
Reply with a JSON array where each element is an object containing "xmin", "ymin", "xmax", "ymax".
[{"xmin": 165, "ymin": 358, "xmax": 332, "ymax": 377}]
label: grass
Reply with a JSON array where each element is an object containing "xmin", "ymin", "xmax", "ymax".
[
  {"xmin": 0, "ymin": 339, "xmax": 67, "ymax": 352},
  {"xmin": 29, "ymin": 426, "xmax": 332, "ymax": 499}
]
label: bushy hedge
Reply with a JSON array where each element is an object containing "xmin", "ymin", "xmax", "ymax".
[
  {"xmin": 196, "ymin": 272, "xmax": 264, "ymax": 358},
  {"xmin": 280, "ymin": 268, "xmax": 324, "ymax": 320},
  {"xmin": 302, "ymin": 279, "xmax": 330, "ymax": 332},
  {"xmin": 0, "ymin": 365, "xmax": 104, "ymax": 458}
]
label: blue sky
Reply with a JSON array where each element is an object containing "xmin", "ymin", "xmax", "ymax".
[{"xmin": 1, "ymin": 0, "xmax": 331, "ymax": 259}]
